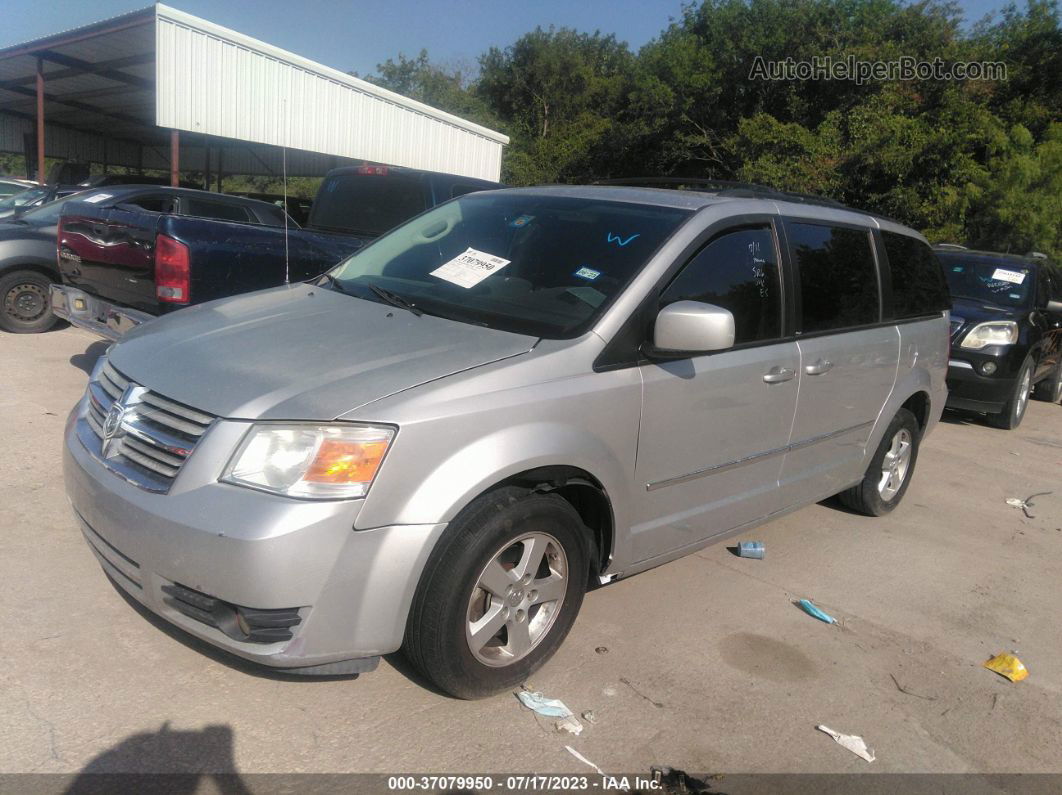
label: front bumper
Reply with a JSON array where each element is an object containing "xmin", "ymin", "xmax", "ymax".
[
  {"xmin": 63, "ymin": 405, "xmax": 446, "ymax": 674},
  {"xmin": 945, "ymin": 356, "xmax": 1017, "ymax": 413},
  {"xmin": 51, "ymin": 284, "xmax": 153, "ymax": 341}
]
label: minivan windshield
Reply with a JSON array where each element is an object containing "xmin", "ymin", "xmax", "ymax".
[
  {"xmin": 939, "ymin": 253, "xmax": 1035, "ymax": 309},
  {"xmin": 325, "ymin": 193, "xmax": 691, "ymax": 338}
]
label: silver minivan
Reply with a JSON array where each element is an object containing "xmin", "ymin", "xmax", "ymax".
[{"xmin": 63, "ymin": 185, "xmax": 949, "ymax": 698}]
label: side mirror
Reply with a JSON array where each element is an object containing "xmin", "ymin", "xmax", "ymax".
[{"xmin": 645, "ymin": 301, "xmax": 735, "ymax": 358}]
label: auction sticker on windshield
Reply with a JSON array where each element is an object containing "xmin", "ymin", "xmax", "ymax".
[
  {"xmin": 431, "ymin": 247, "xmax": 511, "ymax": 288},
  {"xmin": 991, "ymin": 268, "xmax": 1026, "ymax": 284}
]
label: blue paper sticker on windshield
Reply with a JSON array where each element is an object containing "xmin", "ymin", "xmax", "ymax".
[
  {"xmin": 607, "ymin": 232, "xmax": 640, "ymax": 246},
  {"xmin": 509, "ymin": 214, "xmax": 534, "ymax": 228},
  {"xmin": 574, "ymin": 266, "xmax": 601, "ymax": 281}
]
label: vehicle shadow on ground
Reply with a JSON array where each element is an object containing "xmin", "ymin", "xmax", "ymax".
[
  {"xmin": 105, "ymin": 576, "xmax": 361, "ymax": 685},
  {"xmin": 69, "ymin": 340, "xmax": 109, "ymax": 375},
  {"xmin": 63, "ymin": 723, "xmax": 251, "ymax": 794}
]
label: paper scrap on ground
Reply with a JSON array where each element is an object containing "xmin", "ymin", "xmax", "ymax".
[
  {"xmin": 816, "ymin": 725, "xmax": 875, "ymax": 762},
  {"xmin": 797, "ymin": 598, "xmax": 836, "ymax": 624},
  {"xmin": 565, "ymin": 746, "xmax": 605, "ymax": 776},
  {"xmin": 984, "ymin": 652, "xmax": 1029, "ymax": 682},
  {"xmin": 430, "ymin": 247, "xmax": 510, "ymax": 288}
]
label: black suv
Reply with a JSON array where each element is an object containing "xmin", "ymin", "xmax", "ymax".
[{"xmin": 938, "ymin": 247, "xmax": 1062, "ymax": 429}]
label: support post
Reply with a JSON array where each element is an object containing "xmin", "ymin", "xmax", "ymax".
[
  {"xmin": 36, "ymin": 57, "xmax": 45, "ymax": 184},
  {"xmin": 170, "ymin": 129, "xmax": 179, "ymax": 187}
]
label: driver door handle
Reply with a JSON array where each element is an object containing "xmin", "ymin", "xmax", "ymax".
[
  {"xmin": 763, "ymin": 366, "xmax": 796, "ymax": 383},
  {"xmin": 804, "ymin": 359, "xmax": 834, "ymax": 375}
]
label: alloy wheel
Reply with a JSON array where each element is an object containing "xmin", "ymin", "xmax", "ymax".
[{"xmin": 877, "ymin": 428, "xmax": 912, "ymax": 501}]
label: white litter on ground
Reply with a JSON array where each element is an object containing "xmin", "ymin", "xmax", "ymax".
[
  {"xmin": 816, "ymin": 724, "xmax": 876, "ymax": 762},
  {"xmin": 565, "ymin": 745, "xmax": 606, "ymax": 775}
]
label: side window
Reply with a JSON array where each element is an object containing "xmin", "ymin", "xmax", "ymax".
[
  {"xmin": 660, "ymin": 226, "xmax": 782, "ymax": 344},
  {"xmin": 787, "ymin": 222, "xmax": 879, "ymax": 332},
  {"xmin": 881, "ymin": 231, "xmax": 951, "ymax": 318},
  {"xmin": 125, "ymin": 196, "xmax": 175, "ymax": 214},
  {"xmin": 182, "ymin": 198, "xmax": 252, "ymax": 224}
]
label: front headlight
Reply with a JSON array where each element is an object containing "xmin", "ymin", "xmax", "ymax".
[
  {"xmin": 223, "ymin": 424, "xmax": 395, "ymax": 499},
  {"xmin": 959, "ymin": 321, "xmax": 1019, "ymax": 350}
]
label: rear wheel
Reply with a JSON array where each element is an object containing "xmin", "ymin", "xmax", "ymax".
[
  {"xmin": 1032, "ymin": 356, "xmax": 1062, "ymax": 404},
  {"xmin": 839, "ymin": 408, "xmax": 920, "ymax": 516},
  {"xmin": 404, "ymin": 487, "xmax": 588, "ymax": 699},
  {"xmin": 0, "ymin": 269, "xmax": 57, "ymax": 333},
  {"xmin": 987, "ymin": 357, "xmax": 1034, "ymax": 429}
]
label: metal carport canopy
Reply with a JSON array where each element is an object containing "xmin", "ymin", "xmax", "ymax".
[{"xmin": 0, "ymin": 3, "xmax": 508, "ymax": 182}]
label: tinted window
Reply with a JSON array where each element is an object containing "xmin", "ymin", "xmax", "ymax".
[
  {"xmin": 309, "ymin": 174, "xmax": 425, "ymax": 236},
  {"xmin": 661, "ymin": 226, "xmax": 782, "ymax": 344},
  {"xmin": 126, "ymin": 196, "xmax": 175, "ymax": 213},
  {"xmin": 183, "ymin": 198, "xmax": 252, "ymax": 224},
  {"xmin": 882, "ymin": 231, "xmax": 950, "ymax": 318},
  {"xmin": 328, "ymin": 194, "xmax": 690, "ymax": 338},
  {"xmin": 938, "ymin": 253, "xmax": 1035, "ymax": 309},
  {"xmin": 788, "ymin": 222, "xmax": 879, "ymax": 332}
]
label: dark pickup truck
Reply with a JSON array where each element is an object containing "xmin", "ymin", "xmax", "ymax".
[{"xmin": 49, "ymin": 165, "xmax": 500, "ymax": 339}]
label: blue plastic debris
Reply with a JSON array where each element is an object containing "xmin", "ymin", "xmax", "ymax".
[
  {"xmin": 738, "ymin": 541, "xmax": 765, "ymax": 559},
  {"xmin": 797, "ymin": 599, "xmax": 836, "ymax": 624}
]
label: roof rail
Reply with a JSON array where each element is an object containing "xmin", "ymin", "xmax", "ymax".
[
  {"xmin": 595, "ymin": 176, "xmax": 890, "ymax": 219},
  {"xmin": 933, "ymin": 243, "xmax": 969, "ymax": 250}
]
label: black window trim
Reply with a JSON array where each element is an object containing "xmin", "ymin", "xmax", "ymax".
[{"xmin": 780, "ymin": 216, "xmax": 883, "ymax": 338}]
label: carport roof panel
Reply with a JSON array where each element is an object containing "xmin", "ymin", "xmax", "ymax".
[{"xmin": 0, "ymin": 4, "xmax": 509, "ymax": 146}]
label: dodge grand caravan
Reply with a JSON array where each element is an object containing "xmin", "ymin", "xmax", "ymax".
[{"xmin": 63, "ymin": 185, "xmax": 949, "ymax": 698}]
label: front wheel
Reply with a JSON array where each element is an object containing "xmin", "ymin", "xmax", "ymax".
[
  {"xmin": 404, "ymin": 487, "xmax": 589, "ymax": 699},
  {"xmin": 0, "ymin": 269, "xmax": 58, "ymax": 333},
  {"xmin": 839, "ymin": 408, "xmax": 920, "ymax": 516},
  {"xmin": 987, "ymin": 357, "xmax": 1034, "ymax": 430}
]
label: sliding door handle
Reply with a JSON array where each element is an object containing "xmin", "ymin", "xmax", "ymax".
[
  {"xmin": 763, "ymin": 366, "xmax": 796, "ymax": 383},
  {"xmin": 804, "ymin": 359, "xmax": 834, "ymax": 375}
]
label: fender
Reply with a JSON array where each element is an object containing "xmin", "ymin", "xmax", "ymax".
[{"xmin": 355, "ymin": 420, "xmax": 632, "ymax": 551}]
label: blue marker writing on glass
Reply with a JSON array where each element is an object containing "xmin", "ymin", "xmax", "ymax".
[{"xmin": 607, "ymin": 232, "xmax": 640, "ymax": 247}]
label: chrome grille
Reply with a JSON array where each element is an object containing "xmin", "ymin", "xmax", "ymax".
[{"xmin": 79, "ymin": 361, "xmax": 215, "ymax": 492}]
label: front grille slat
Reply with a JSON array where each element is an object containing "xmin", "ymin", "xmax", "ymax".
[{"xmin": 81, "ymin": 363, "xmax": 215, "ymax": 492}]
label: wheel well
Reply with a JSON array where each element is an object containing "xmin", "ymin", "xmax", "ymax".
[
  {"xmin": 497, "ymin": 466, "xmax": 614, "ymax": 580},
  {"xmin": 0, "ymin": 262, "xmax": 59, "ymax": 282},
  {"xmin": 901, "ymin": 391, "xmax": 930, "ymax": 434}
]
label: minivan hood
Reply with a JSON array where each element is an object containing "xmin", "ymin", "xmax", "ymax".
[{"xmin": 109, "ymin": 284, "xmax": 538, "ymax": 420}]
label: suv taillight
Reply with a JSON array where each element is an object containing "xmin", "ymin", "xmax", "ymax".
[{"xmin": 155, "ymin": 234, "xmax": 190, "ymax": 303}]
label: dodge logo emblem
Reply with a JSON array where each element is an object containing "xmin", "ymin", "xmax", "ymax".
[{"xmin": 100, "ymin": 385, "xmax": 146, "ymax": 457}]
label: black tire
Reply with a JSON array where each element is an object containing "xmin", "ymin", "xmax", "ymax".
[
  {"xmin": 987, "ymin": 356, "xmax": 1035, "ymax": 430},
  {"xmin": 404, "ymin": 486, "xmax": 589, "ymax": 699},
  {"xmin": 839, "ymin": 408, "xmax": 920, "ymax": 517},
  {"xmin": 1032, "ymin": 356, "xmax": 1062, "ymax": 404},
  {"xmin": 0, "ymin": 269, "xmax": 58, "ymax": 333}
]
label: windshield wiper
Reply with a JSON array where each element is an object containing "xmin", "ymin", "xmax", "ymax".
[
  {"xmin": 317, "ymin": 273, "xmax": 352, "ymax": 295},
  {"xmin": 369, "ymin": 284, "xmax": 423, "ymax": 316}
]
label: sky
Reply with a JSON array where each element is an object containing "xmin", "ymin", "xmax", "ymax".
[{"xmin": 2, "ymin": 0, "xmax": 1013, "ymax": 79}]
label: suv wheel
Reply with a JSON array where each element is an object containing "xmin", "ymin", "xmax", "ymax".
[
  {"xmin": 839, "ymin": 408, "xmax": 920, "ymax": 516},
  {"xmin": 0, "ymin": 269, "xmax": 58, "ymax": 333},
  {"xmin": 404, "ymin": 487, "xmax": 588, "ymax": 699},
  {"xmin": 1032, "ymin": 356, "xmax": 1062, "ymax": 404},
  {"xmin": 987, "ymin": 357, "xmax": 1034, "ymax": 429}
]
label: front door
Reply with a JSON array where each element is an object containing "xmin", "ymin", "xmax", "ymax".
[{"xmin": 633, "ymin": 222, "xmax": 799, "ymax": 562}]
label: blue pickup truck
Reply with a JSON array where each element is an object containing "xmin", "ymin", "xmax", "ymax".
[{"xmin": 49, "ymin": 165, "xmax": 500, "ymax": 339}]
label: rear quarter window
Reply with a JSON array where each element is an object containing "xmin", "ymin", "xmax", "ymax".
[
  {"xmin": 182, "ymin": 198, "xmax": 253, "ymax": 224},
  {"xmin": 882, "ymin": 231, "xmax": 951, "ymax": 318}
]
